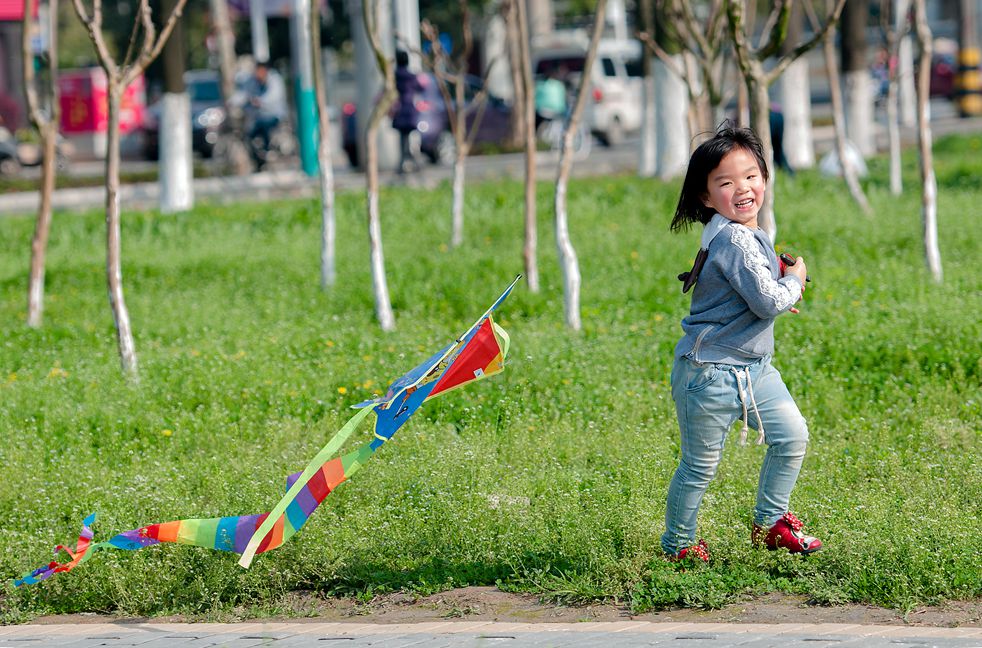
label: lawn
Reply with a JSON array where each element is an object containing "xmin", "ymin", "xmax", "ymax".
[{"xmin": 0, "ymin": 135, "xmax": 979, "ymax": 621}]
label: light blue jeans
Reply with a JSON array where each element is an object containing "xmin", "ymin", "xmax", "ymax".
[{"xmin": 661, "ymin": 354, "xmax": 809, "ymax": 556}]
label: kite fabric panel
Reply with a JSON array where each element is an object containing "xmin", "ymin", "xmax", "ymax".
[{"xmin": 13, "ymin": 276, "xmax": 520, "ymax": 587}]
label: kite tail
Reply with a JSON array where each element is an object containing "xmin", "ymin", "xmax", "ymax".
[{"xmin": 13, "ymin": 513, "xmax": 100, "ymax": 586}]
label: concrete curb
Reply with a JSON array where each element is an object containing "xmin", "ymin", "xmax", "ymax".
[{"xmin": 2, "ymin": 621, "xmax": 980, "ymax": 638}]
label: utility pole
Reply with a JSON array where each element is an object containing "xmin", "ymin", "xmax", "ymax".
[
  {"xmin": 957, "ymin": 0, "xmax": 982, "ymax": 116},
  {"xmin": 348, "ymin": 0, "xmax": 397, "ymax": 169},
  {"xmin": 525, "ymin": 0, "xmax": 552, "ymax": 42},
  {"xmin": 393, "ymin": 0, "xmax": 420, "ymax": 70},
  {"xmin": 291, "ymin": 0, "xmax": 318, "ymax": 174},
  {"xmin": 607, "ymin": 0, "xmax": 627, "ymax": 41},
  {"xmin": 159, "ymin": 0, "xmax": 193, "ymax": 212},
  {"xmin": 250, "ymin": 0, "xmax": 269, "ymax": 63}
]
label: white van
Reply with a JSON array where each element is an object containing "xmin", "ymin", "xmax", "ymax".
[{"xmin": 531, "ymin": 33, "xmax": 643, "ymax": 146}]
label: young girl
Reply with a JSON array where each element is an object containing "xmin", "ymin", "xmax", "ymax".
[{"xmin": 662, "ymin": 126, "xmax": 821, "ymax": 562}]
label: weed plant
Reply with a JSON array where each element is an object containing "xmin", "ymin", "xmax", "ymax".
[{"xmin": 0, "ymin": 135, "xmax": 979, "ymax": 620}]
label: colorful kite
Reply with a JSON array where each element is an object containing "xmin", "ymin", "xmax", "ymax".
[{"xmin": 13, "ymin": 276, "xmax": 520, "ymax": 587}]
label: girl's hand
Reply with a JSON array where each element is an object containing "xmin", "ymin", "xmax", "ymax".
[{"xmin": 788, "ymin": 257, "xmax": 808, "ymax": 285}]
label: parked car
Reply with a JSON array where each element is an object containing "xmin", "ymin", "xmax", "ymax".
[
  {"xmin": 342, "ymin": 72, "xmax": 512, "ymax": 167},
  {"xmin": 142, "ymin": 69, "xmax": 226, "ymax": 160},
  {"xmin": 531, "ymin": 34, "xmax": 643, "ymax": 146}
]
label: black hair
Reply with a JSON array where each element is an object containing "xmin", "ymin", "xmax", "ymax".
[
  {"xmin": 396, "ymin": 50, "xmax": 409, "ymax": 67},
  {"xmin": 670, "ymin": 124, "xmax": 769, "ymax": 233}
]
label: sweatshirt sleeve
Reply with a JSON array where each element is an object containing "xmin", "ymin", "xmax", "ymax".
[{"xmin": 722, "ymin": 226, "xmax": 803, "ymax": 318}]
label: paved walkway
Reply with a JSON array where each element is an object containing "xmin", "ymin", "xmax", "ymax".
[{"xmin": 2, "ymin": 621, "xmax": 981, "ymax": 648}]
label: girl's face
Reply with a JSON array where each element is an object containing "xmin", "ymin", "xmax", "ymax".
[{"xmin": 701, "ymin": 146, "xmax": 765, "ymax": 229}]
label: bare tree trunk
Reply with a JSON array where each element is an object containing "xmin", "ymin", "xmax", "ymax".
[
  {"xmin": 421, "ymin": 3, "xmax": 487, "ymax": 250},
  {"xmin": 886, "ymin": 65, "xmax": 902, "ymax": 195},
  {"xmin": 780, "ymin": 59, "xmax": 814, "ymax": 169},
  {"xmin": 210, "ymin": 0, "xmax": 251, "ymax": 175},
  {"xmin": 842, "ymin": 0, "xmax": 874, "ymax": 157},
  {"xmin": 897, "ymin": 32, "xmax": 916, "ymax": 126},
  {"xmin": 515, "ymin": 0, "xmax": 538, "ymax": 293},
  {"xmin": 451, "ymin": 154, "xmax": 466, "ymax": 247},
  {"xmin": 637, "ymin": 0, "xmax": 655, "ymax": 177},
  {"xmin": 106, "ymin": 87, "xmax": 139, "ymax": 376},
  {"xmin": 736, "ymin": 75, "xmax": 750, "ymax": 127},
  {"xmin": 28, "ymin": 136, "xmax": 56, "ymax": 328},
  {"xmin": 749, "ymin": 73, "xmax": 778, "ymax": 239},
  {"xmin": 23, "ymin": 0, "xmax": 59, "ymax": 328},
  {"xmin": 655, "ymin": 54, "xmax": 689, "ymax": 179},
  {"xmin": 639, "ymin": 67, "xmax": 657, "ymax": 176},
  {"xmin": 824, "ymin": 16, "xmax": 872, "ymax": 214},
  {"xmin": 780, "ymin": 4, "xmax": 814, "ymax": 170},
  {"xmin": 554, "ymin": 0, "xmax": 606, "ymax": 331},
  {"xmin": 503, "ymin": 0, "xmax": 525, "ymax": 148},
  {"xmin": 363, "ymin": 0, "xmax": 396, "ymax": 330},
  {"xmin": 883, "ymin": 0, "xmax": 911, "ymax": 196},
  {"xmin": 70, "ymin": 0, "xmax": 189, "ymax": 377},
  {"xmin": 311, "ymin": 0, "xmax": 336, "ymax": 289},
  {"xmin": 913, "ymin": 0, "xmax": 941, "ymax": 282}
]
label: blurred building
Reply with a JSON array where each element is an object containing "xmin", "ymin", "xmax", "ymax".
[{"xmin": 0, "ymin": 0, "xmax": 36, "ymax": 130}]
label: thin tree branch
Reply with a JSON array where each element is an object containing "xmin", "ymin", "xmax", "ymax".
[
  {"xmin": 764, "ymin": 0, "xmax": 846, "ymax": 86},
  {"xmin": 70, "ymin": 0, "xmax": 118, "ymax": 76},
  {"xmin": 802, "ymin": 0, "xmax": 821, "ymax": 31},
  {"xmin": 120, "ymin": 7, "xmax": 144, "ymax": 70},
  {"xmin": 127, "ymin": 0, "xmax": 189, "ymax": 85},
  {"xmin": 678, "ymin": 0, "xmax": 712, "ymax": 59},
  {"xmin": 21, "ymin": 0, "xmax": 45, "ymax": 128},
  {"xmin": 758, "ymin": 0, "xmax": 792, "ymax": 59},
  {"xmin": 639, "ymin": 32, "xmax": 686, "ymax": 78}
]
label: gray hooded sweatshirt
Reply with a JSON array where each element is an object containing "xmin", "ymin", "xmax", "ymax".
[{"xmin": 674, "ymin": 214, "xmax": 803, "ymax": 365}]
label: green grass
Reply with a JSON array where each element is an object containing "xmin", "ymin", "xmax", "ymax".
[{"xmin": 0, "ymin": 135, "xmax": 979, "ymax": 621}]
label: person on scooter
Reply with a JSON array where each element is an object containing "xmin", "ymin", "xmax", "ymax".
[{"xmin": 244, "ymin": 61, "xmax": 287, "ymax": 169}]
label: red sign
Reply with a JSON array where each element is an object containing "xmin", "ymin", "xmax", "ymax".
[
  {"xmin": 0, "ymin": 0, "xmax": 38, "ymax": 21},
  {"xmin": 58, "ymin": 68, "xmax": 145, "ymax": 135}
]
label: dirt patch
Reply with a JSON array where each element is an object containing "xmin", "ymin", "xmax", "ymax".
[{"xmin": 33, "ymin": 587, "xmax": 981, "ymax": 628}]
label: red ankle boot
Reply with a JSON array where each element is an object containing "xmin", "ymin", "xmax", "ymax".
[
  {"xmin": 669, "ymin": 539, "xmax": 710, "ymax": 563},
  {"xmin": 752, "ymin": 512, "xmax": 822, "ymax": 554}
]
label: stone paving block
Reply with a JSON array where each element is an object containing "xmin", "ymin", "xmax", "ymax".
[
  {"xmin": 729, "ymin": 637, "xmax": 850, "ymax": 648},
  {"xmin": 205, "ymin": 639, "xmax": 288, "ymax": 647},
  {"xmin": 363, "ymin": 634, "xmax": 457, "ymax": 648},
  {"xmin": 795, "ymin": 624, "xmax": 864, "ymax": 637},
  {"xmin": 22, "ymin": 637, "xmax": 134, "ymax": 648},
  {"xmin": 526, "ymin": 631, "xmax": 655, "ymax": 648},
  {"xmin": 435, "ymin": 623, "xmax": 498, "ymax": 636},
  {"xmin": 253, "ymin": 635, "xmax": 348, "ymax": 647},
  {"xmin": 117, "ymin": 638, "xmax": 217, "ymax": 648},
  {"xmin": 626, "ymin": 623, "xmax": 690, "ymax": 636}
]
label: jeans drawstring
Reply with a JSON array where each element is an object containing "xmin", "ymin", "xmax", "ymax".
[{"xmin": 732, "ymin": 367, "xmax": 765, "ymax": 445}]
